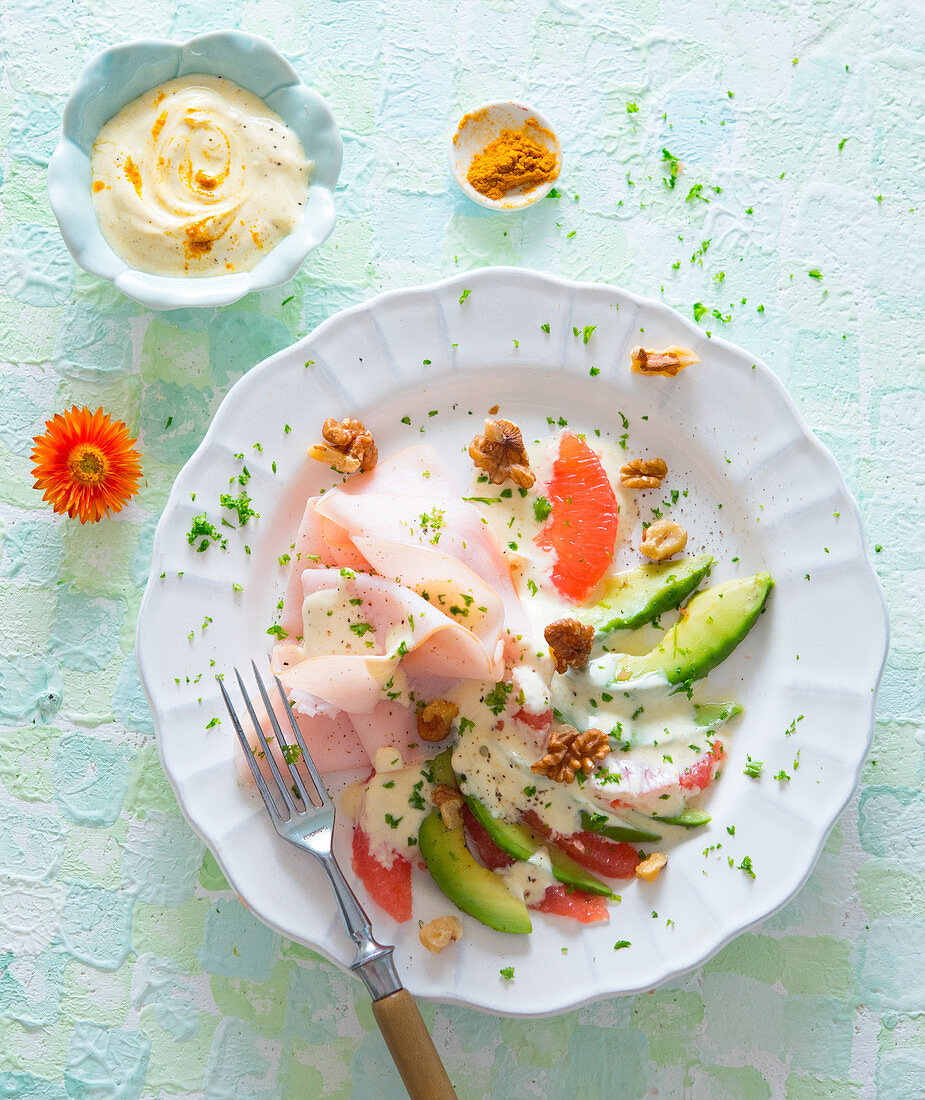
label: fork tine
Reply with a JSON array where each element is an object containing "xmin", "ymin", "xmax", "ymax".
[
  {"xmin": 234, "ymin": 667, "xmax": 296, "ymax": 816},
  {"xmin": 217, "ymin": 676, "xmax": 282, "ymax": 822},
  {"xmin": 250, "ymin": 660, "xmax": 317, "ymax": 809},
  {"xmin": 271, "ymin": 669, "xmax": 332, "ymax": 808}
]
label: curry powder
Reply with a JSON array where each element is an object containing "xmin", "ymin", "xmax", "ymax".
[{"xmin": 466, "ymin": 119, "xmax": 559, "ymax": 201}]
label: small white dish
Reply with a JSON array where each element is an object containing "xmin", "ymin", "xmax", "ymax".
[
  {"xmin": 48, "ymin": 31, "xmax": 343, "ymax": 311},
  {"xmin": 450, "ymin": 101, "xmax": 561, "ymax": 211},
  {"xmin": 136, "ymin": 268, "xmax": 888, "ymax": 1016}
]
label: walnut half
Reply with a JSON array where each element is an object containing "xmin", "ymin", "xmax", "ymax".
[
  {"xmin": 469, "ymin": 418, "xmax": 535, "ymax": 489},
  {"xmin": 640, "ymin": 519, "xmax": 687, "ymax": 562},
  {"xmin": 431, "ymin": 783, "xmax": 464, "ymax": 829},
  {"xmin": 308, "ymin": 417, "xmax": 377, "ymax": 474},
  {"xmin": 544, "ymin": 618, "xmax": 594, "ymax": 675},
  {"xmin": 531, "ymin": 725, "xmax": 609, "ymax": 784},
  {"xmin": 630, "ymin": 345, "xmax": 700, "ymax": 378},
  {"xmin": 635, "ymin": 851, "xmax": 667, "ymax": 882},
  {"xmin": 419, "ymin": 915, "xmax": 464, "ymax": 954},
  {"xmin": 620, "ymin": 457, "xmax": 668, "ymax": 490},
  {"xmin": 417, "ymin": 699, "xmax": 459, "ymax": 743}
]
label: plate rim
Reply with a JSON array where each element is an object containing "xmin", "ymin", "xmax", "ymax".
[{"xmin": 136, "ymin": 266, "xmax": 889, "ymax": 1016}]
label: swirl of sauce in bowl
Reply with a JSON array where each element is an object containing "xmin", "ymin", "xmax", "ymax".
[{"xmin": 90, "ymin": 75, "xmax": 312, "ymax": 276}]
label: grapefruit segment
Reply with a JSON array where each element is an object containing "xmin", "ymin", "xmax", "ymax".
[
  {"xmin": 535, "ymin": 432, "xmax": 619, "ymax": 602},
  {"xmin": 522, "ymin": 811, "xmax": 640, "ymax": 879},
  {"xmin": 530, "ymin": 884, "xmax": 610, "ymax": 923},
  {"xmin": 351, "ymin": 826, "xmax": 412, "ymax": 922}
]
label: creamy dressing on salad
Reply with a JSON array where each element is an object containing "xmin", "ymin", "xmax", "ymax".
[
  {"xmin": 350, "ymin": 753, "xmax": 436, "ymax": 866},
  {"xmin": 323, "ymin": 430, "xmax": 736, "ymax": 905},
  {"xmin": 499, "ymin": 848, "xmax": 557, "ymax": 905},
  {"xmin": 302, "ymin": 588, "xmax": 383, "ymax": 656},
  {"xmin": 90, "ymin": 75, "xmax": 311, "ymax": 276}
]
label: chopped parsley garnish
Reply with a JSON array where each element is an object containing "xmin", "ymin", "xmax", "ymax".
[
  {"xmin": 613, "ymin": 940, "xmax": 631, "ymax": 950},
  {"xmin": 743, "ymin": 756, "xmax": 762, "ymax": 779},
  {"xmin": 459, "ymin": 289, "xmax": 472, "ymax": 304},
  {"xmin": 281, "ymin": 744, "xmax": 303, "ymax": 765},
  {"xmin": 541, "ymin": 323, "xmax": 550, "ymax": 333},
  {"xmin": 186, "ymin": 515, "xmax": 227, "ymax": 553},
  {"xmin": 458, "ymin": 717, "xmax": 475, "ymax": 735},
  {"xmin": 205, "ymin": 717, "xmax": 220, "ymax": 729},
  {"xmin": 662, "ymin": 147, "xmax": 681, "ymax": 189},
  {"xmin": 349, "ymin": 622, "xmax": 374, "ymax": 637},
  {"xmin": 266, "ymin": 625, "xmax": 288, "ymax": 640},
  {"xmin": 626, "ymin": 101, "xmax": 638, "ymax": 113},
  {"xmin": 808, "ymin": 269, "xmax": 823, "ymax": 279},
  {"xmin": 737, "ymin": 856, "xmax": 756, "ymax": 879},
  {"xmin": 220, "ymin": 490, "xmax": 259, "ymax": 527},
  {"xmin": 582, "ymin": 325, "xmax": 596, "ymax": 344},
  {"xmin": 385, "ymin": 814, "xmax": 403, "ymax": 829},
  {"xmin": 499, "ymin": 966, "xmax": 515, "ymax": 980},
  {"xmin": 533, "ymin": 497, "xmax": 552, "ymax": 522},
  {"xmin": 773, "ymin": 769, "xmax": 791, "ymax": 782},
  {"xmin": 419, "ymin": 507, "xmax": 446, "ymax": 544},
  {"xmin": 484, "ymin": 681, "xmax": 512, "ymax": 716},
  {"xmin": 408, "ymin": 781, "xmax": 426, "ymax": 810}
]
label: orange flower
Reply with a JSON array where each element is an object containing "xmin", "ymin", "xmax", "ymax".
[{"xmin": 31, "ymin": 406, "xmax": 142, "ymax": 524}]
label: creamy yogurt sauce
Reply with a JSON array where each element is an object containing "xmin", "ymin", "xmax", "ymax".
[
  {"xmin": 90, "ymin": 75, "xmax": 312, "ymax": 276},
  {"xmin": 348, "ymin": 752, "xmax": 436, "ymax": 866}
]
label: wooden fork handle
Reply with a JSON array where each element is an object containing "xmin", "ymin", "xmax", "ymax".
[{"xmin": 371, "ymin": 988, "xmax": 457, "ymax": 1099}]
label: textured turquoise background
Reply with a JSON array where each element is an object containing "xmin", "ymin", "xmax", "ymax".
[{"xmin": 0, "ymin": 0, "xmax": 922, "ymax": 1096}]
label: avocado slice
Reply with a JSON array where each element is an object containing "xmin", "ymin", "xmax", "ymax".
[
  {"xmin": 613, "ymin": 573, "xmax": 774, "ymax": 685},
  {"xmin": 418, "ymin": 811, "xmax": 532, "ymax": 934},
  {"xmin": 579, "ymin": 809, "xmax": 661, "ymax": 843},
  {"xmin": 463, "ymin": 796, "xmax": 615, "ymax": 898},
  {"xmin": 429, "ymin": 747, "xmax": 455, "ymax": 786},
  {"xmin": 652, "ymin": 807, "xmax": 712, "ymax": 828},
  {"xmin": 693, "ymin": 701, "xmax": 743, "ymax": 727},
  {"xmin": 580, "ymin": 554, "xmax": 714, "ymax": 632}
]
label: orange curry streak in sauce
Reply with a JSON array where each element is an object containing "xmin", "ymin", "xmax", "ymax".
[
  {"xmin": 122, "ymin": 155, "xmax": 143, "ymax": 198},
  {"xmin": 150, "ymin": 109, "xmax": 168, "ymax": 144}
]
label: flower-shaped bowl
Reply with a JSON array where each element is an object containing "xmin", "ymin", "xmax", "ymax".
[{"xmin": 48, "ymin": 31, "xmax": 343, "ymax": 310}]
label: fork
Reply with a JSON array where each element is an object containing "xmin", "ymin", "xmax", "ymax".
[{"xmin": 219, "ymin": 661, "xmax": 458, "ymax": 1100}]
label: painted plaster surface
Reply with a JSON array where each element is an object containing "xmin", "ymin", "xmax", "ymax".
[{"xmin": 0, "ymin": 0, "xmax": 922, "ymax": 1096}]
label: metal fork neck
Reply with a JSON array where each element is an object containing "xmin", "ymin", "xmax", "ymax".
[
  {"xmin": 318, "ymin": 852, "xmax": 402, "ymax": 1000},
  {"xmin": 350, "ymin": 939, "xmax": 402, "ymax": 1000}
]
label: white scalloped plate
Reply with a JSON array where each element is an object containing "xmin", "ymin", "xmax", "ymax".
[{"xmin": 136, "ymin": 268, "xmax": 888, "ymax": 1016}]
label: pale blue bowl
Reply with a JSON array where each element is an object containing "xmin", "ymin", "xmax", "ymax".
[{"xmin": 48, "ymin": 31, "xmax": 343, "ymax": 310}]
